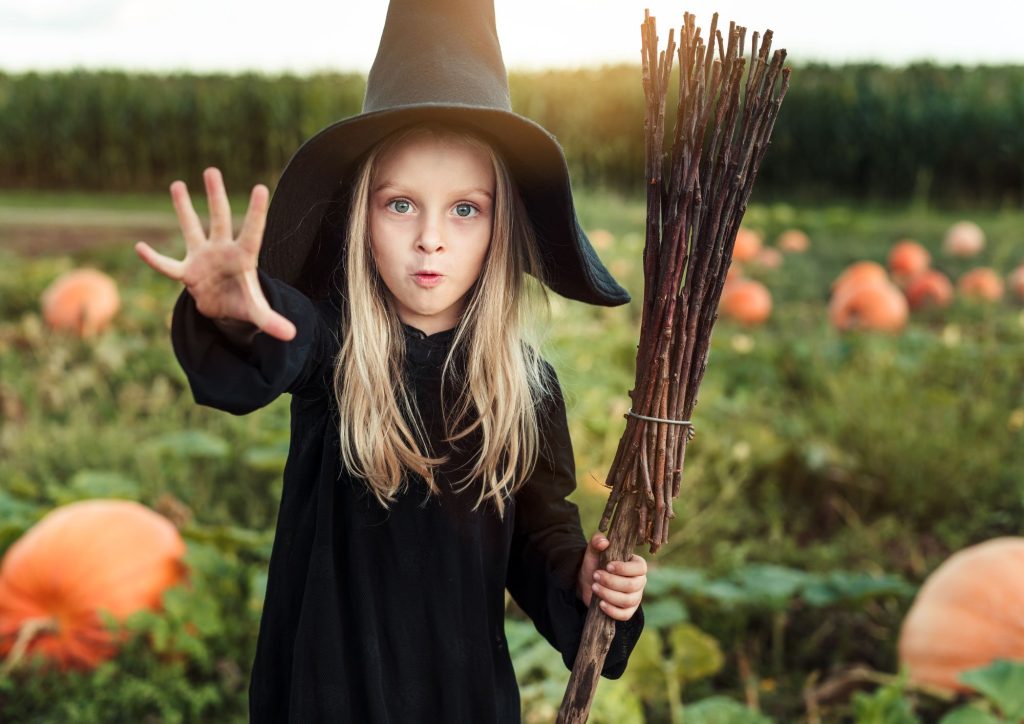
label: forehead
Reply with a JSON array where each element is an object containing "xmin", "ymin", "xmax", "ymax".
[{"xmin": 373, "ymin": 133, "xmax": 495, "ymax": 184}]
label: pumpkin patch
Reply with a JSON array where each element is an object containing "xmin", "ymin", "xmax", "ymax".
[{"xmin": 5, "ymin": 179, "xmax": 1024, "ymax": 720}]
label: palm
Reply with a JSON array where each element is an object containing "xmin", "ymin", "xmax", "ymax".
[
  {"xmin": 180, "ymin": 236, "xmax": 259, "ymax": 321},
  {"xmin": 134, "ymin": 167, "xmax": 296, "ymax": 341}
]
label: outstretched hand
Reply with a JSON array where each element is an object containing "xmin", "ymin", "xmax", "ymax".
[
  {"xmin": 134, "ymin": 166, "xmax": 297, "ymax": 342},
  {"xmin": 577, "ymin": 532, "xmax": 647, "ymax": 622}
]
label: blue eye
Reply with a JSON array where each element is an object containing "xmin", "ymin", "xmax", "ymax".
[
  {"xmin": 387, "ymin": 199, "xmax": 412, "ymax": 214},
  {"xmin": 454, "ymin": 203, "xmax": 479, "ymax": 218}
]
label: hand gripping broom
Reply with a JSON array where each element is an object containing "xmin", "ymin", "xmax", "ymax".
[{"xmin": 557, "ymin": 10, "xmax": 790, "ymax": 722}]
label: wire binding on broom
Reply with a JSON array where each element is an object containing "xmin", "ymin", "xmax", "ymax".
[{"xmin": 624, "ymin": 408, "xmax": 697, "ymax": 443}]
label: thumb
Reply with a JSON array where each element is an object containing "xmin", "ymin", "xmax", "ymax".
[
  {"xmin": 583, "ymin": 532, "xmax": 611, "ymax": 570},
  {"xmin": 577, "ymin": 532, "xmax": 610, "ymax": 603},
  {"xmin": 253, "ymin": 305, "xmax": 297, "ymax": 342},
  {"xmin": 244, "ymin": 270, "xmax": 297, "ymax": 342}
]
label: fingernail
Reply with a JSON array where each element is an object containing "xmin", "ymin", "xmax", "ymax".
[
  {"xmin": 593, "ymin": 572, "xmax": 600, "ymax": 581},
  {"xmin": 607, "ymin": 564, "xmax": 615, "ymax": 573},
  {"xmin": 591, "ymin": 583, "xmax": 599, "ymax": 592}
]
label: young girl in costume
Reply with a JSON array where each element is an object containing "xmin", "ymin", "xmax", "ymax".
[{"xmin": 135, "ymin": 0, "xmax": 646, "ymax": 720}]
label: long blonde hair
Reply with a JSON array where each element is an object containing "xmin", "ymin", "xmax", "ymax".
[{"xmin": 332, "ymin": 121, "xmax": 556, "ymax": 521}]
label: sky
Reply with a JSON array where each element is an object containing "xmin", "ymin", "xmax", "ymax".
[{"xmin": 1, "ymin": 0, "xmax": 1023, "ymax": 74}]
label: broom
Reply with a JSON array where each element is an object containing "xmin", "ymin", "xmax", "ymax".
[{"xmin": 557, "ymin": 9, "xmax": 790, "ymax": 721}]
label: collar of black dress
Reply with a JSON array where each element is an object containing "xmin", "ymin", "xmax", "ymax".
[{"xmin": 401, "ymin": 322, "xmax": 457, "ymax": 345}]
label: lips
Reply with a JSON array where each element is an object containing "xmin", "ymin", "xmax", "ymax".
[{"xmin": 412, "ymin": 271, "xmax": 444, "ymax": 288}]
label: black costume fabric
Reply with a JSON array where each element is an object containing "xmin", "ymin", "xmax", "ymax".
[{"xmin": 169, "ymin": 269, "xmax": 644, "ymax": 723}]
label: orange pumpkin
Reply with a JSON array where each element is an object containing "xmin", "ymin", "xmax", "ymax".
[
  {"xmin": 958, "ymin": 267, "xmax": 1004, "ymax": 302},
  {"xmin": 752, "ymin": 247, "xmax": 783, "ymax": 269},
  {"xmin": 719, "ymin": 279, "xmax": 772, "ymax": 326},
  {"xmin": 732, "ymin": 227, "xmax": 763, "ymax": 262},
  {"xmin": 1006, "ymin": 265, "xmax": 1024, "ymax": 303},
  {"xmin": 831, "ymin": 261, "xmax": 889, "ymax": 299},
  {"xmin": 829, "ymin": 279, "xmax": 908, "ymax": 333},
  {"xmin": 943, "ymin": 220, "xmax": 985, "ymax": 258},
  {"xmin": 41, "ymin": 268, "xmax": 121, "ymax": 337},
  {"xmin": 0, "ymin": 500, "xmax": 187, "ymax": 672},
  {"xmin": 903, "ymin": 270, "xmax": 954, "ymax": 310},
  {"xmin": 898, "ymin": 537, "xmax": 1024, "ymax": 693},
  {"xmin": 776, "ymin": 228, "xmax": 810, "ymax": 253},
  {"xmin": 887, "ymin": 240, "xmax": 931, "ymax": 285}
]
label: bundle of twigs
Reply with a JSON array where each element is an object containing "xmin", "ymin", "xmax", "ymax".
[{"xmin": 557, "ymin": 9, "xmax": 789, "ymax": 722}]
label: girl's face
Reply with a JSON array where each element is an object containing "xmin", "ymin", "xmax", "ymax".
[{"xmin": 369, "ymin": 133, "xmax": 496, "ymax": 336}]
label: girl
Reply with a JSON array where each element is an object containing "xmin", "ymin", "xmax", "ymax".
[{"xmin": 135, "ymin": 1, "xmax": 646, "ymax": 721}]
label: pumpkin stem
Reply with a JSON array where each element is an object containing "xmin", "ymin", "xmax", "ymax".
[{"xmin": 1, "ymin": 616, "xmax": 59, "ymax": 675}]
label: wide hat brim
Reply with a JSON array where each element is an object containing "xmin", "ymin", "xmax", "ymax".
[{"xmin": 260, "ymin": 102, "xmax": 632, "ymax": 307}]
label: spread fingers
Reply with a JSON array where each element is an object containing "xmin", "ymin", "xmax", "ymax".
[
  {"xmin": 169, "ymin": 180, "xmax": 207, "ymax": 250},
  {"xmin": 134, "ymin": 241, "xmax": 186, "ymax": 282}
]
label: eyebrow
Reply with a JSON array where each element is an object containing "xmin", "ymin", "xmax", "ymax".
[{"xmin": 373, "ymin": 181, "xmax": 493, "ymax": 200}]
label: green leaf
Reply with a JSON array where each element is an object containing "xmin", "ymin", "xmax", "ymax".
[
  {"xmin": 669, "ymin": 622, "xmax": 725, "ymax": 683},
  {"xmin": 141, "ymin": 430, "xmax": 230, "ymax": 459},
  {"xmin": 616, "ymin": 621, "xmax": 724, "ymax": 702},
  {"xmin": 241, "ymin": 440, "xmax": 290, "ymax": 472},
  {"xmin": 504, "ymin": 619, "xmax": 566, "ymax": 680},
  {"xmin": 624, "ymin": 625, "xmax": 673, "ymax": 702},
  {"xmin": 249, "ymin": 570, "xmax": 268, "ymax": 612},
  {"xmin": 938, "ymin": 706, "xmax": 1003, "ymax": 724},
  {"xmin": 851, "ymin": 678, "xmax": 920, "ymax": 724},
  {"xmin": 56, "ymin": 470, "xmax": 141, "ymax": 503},
  {"xmin": 589, "ymin": 676, "xmax": 645, "ymax": 724},
  {"xmin": 729, "ymin": 563, "xmax": 811, "ymax": 609},
  {"xmin": 802, "ymin": 570, "xmax": 915, "ymax": 607},
  {"xmin": 504, "ymin": 618, "xmax": 539, "ymax": 657},
  {"xmin": 958, "ymin": 659, "xmax": 1024, "ymax": 721},
  {"xmin": 645, "ymin": 566, "xmax": 709, "ymax": 597},
  {"xmin": 699, "ymin": 580, "xmax": 752, "ymax": 608},
  {"xmin": 0, "ymin": 489, "xmax": 42, "ymax": 548},
  {"xmin": 641, "ymin": 597, "xmax": 689, "ymax": 629},
  {"xmin": 685, "ymin": 695, "xmax": 774, "ymax": 723}
]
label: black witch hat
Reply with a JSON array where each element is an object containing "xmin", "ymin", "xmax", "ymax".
[{"xmin": 259, "ymin": 0, "xmax": 630, "ymax": 307}]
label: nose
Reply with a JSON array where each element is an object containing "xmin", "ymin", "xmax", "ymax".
[{"xmin": 416, "ymin": 210, "xmax": 444, "ymax": 254}]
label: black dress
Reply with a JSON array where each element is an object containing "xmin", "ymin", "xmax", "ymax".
[{"xmin": 170, "ymin": 269, "xmax": 644, "ymax": 723}]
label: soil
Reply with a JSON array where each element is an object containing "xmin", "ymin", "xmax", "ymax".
[
  {"xmin": 0, "ymin": 205, "xmax": 234, "ymax": 257},
  {"xmin": 0, "ymin": 223, "xmax": 179, "ymax": 257}
]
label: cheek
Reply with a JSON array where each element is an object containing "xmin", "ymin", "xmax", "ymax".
[
  {"xmin": 468, "ymin": 235, "xmax": 492, "ymax": 274},
  {"xmin": 368, "ymin": 225, "xmax": 396, "ymax": 272}
]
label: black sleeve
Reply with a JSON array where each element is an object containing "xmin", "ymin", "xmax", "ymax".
[
  {"xmin": 170, "ymin": 267, "xmax": 339, "ymax": 415},
  {"xmin": 505, "ymin": 361, "xmax": 644, "ymax": 679}
]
